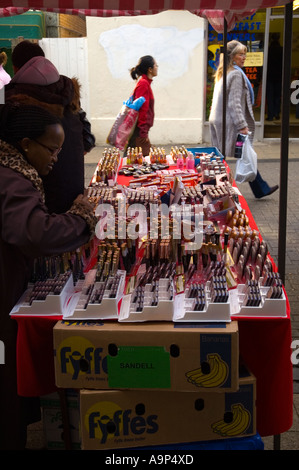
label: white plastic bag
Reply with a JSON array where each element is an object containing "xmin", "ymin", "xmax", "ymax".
[{"xmin": 235, "ymin": 135, "xmax": 257, "ymax": 183}]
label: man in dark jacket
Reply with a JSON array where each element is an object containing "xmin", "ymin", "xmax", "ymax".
[{"xmin": 5, "ymin": 40, "xmax": 95, "ymax": 214}]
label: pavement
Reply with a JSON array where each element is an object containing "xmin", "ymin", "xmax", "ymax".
[{"xmin": 26, "ymin": 140, "xmax": 299, "ymax": 451}]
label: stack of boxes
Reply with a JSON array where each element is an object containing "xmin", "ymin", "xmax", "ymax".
[{"xmin": 52, "ymin": 320, "xmax": 256, "ymax": 450}]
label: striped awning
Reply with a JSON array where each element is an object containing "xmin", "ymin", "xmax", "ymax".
[{"xmin": 0, "ymin": 1, "xmax": 293, "ymax": 22}]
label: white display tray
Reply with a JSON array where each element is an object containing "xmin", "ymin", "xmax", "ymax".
[
  {"xmin": 230, "ymin": 283, "xmax": 287, "ymax": 317},
  {"xmin": 63, "ymin": 269, "xmax": 126, "ymax": 320},
  {"xmin": 173, "ymin": 283, "xmax": 231, "ymax": 323},
  {"xmin": 118, "ymin": 278, "xmax": 174, "ymax": 322},
  {"xmin": 10, "ymin": 272, "xmax": 75, "ymax": 317}
]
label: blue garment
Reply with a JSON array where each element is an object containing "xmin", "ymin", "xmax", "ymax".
[
  {"xmin": 233, "ymin": 65, "xmax": 255, "ymax": 105},
  {"xmin": 249, "ymin": 170, "xmax": 271, "ymax": 198}
]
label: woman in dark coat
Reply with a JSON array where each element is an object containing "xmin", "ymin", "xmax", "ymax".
[
  {"xmin": 0, "ymin": 103, "xmax": 97, "ymax": 449},
  {"xmin": 5, "ymin": 40, "xmax": 94, "ymax": 214}
]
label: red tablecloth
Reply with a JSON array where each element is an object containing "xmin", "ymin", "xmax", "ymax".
[
  {"xmin": 13, "ymin": 162, "xmax": 293, "ymax": 437},
  {"xmin": 232, "ymin": 179, "xmax": 293, "ymax": 436}
]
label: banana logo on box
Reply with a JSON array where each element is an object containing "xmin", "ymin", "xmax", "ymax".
[
  {"xmin": 212, "ymin": 403, "xmax": 251, "ymax": 437},
  {"xmin": 185, "ymin": 353, "xmax": 228, "ymax": 388},
  {"xmin": 85, "ymin": 401, "xmax": 159, "ymax": 444},
  {"xmin": 57, "ymin": 336, "xmax": 108, "ymax": 380}
]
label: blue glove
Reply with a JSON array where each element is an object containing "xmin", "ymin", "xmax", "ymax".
[{"xmin": 123, "ymin": 96, "xmax": 145, "ymax": 111}]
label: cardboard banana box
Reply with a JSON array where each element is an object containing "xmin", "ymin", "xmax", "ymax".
[
  {"xmin": 79, "ymin": 367, "xmax": 256, "ymax": 450},
  {"xmin": 54, "ymin": 320, "xmax": 239, "ymax": 392}
]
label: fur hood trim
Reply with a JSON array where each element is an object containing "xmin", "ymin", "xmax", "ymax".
[{"xmin": 0, "ymin": 139, "xmax": 45, "ymax": 202}]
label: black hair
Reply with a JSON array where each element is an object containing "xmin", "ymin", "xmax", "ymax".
[
  {"xmin": 0, "ymin": 103, "xmax": 62, "ymax": 146},
  {"xmin": 130, "ymin": 55, "xmax": 155, "ymax": 80},
  {"xmin": 12, "ymin": 40, "xmax": 45, "ymax": 70}
]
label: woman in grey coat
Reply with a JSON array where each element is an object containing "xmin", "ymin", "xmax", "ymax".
[{"xmin": 209, "ymin": 40, "xmax": 278, "ymax": 199}]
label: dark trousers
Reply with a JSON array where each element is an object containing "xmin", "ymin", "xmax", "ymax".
[{"xmin": 249, "ymin": 170, "xmax": 271, "ymax": 198}]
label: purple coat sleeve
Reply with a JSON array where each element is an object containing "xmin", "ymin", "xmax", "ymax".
[{"xmin": 0, "ymin": 168, "xmax": 95, "ymax": 258}]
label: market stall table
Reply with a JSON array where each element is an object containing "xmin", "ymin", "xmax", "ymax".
[{"xmin": 12, "ymin": 157, "xmax": 293, "ymax": 443}]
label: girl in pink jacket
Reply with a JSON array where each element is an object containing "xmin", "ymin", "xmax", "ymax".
[{"xmin": 0, "ymin": 52, "xmax": 11, "ymax": 89}]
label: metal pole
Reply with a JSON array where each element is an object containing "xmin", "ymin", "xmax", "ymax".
[
  {"xmin": 222, "ymin": 17, "xmax": 227, "ymax": 158},
  {"xmin": 278, "ymin": 2, "xmax": 293, "ymax": 284},
  {"xmin": 274, "ymin": 1, "xmax": 293, "ymax": 451}
]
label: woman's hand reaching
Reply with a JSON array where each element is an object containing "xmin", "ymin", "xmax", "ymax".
[
  {"xmin": 73, "ymin": 193, "xmax": 95, "ymax": 212},
  {"xmin": 239, "ymin": 127, "xmax": 249, "ymax": 135}
]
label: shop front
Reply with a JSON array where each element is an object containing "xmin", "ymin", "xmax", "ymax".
[{"xmin": 205, "ymin": 6, "xmax": 299, "ymax": 141}]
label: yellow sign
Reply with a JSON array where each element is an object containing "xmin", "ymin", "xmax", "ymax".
[{"xmin": 244, "ymin": 52, "xmax": 264, "ymax": 67}]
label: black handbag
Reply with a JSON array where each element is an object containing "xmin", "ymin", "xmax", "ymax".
[{"xmin": 79, "ymin": 109, "xmax": 96, "ymax": 152}]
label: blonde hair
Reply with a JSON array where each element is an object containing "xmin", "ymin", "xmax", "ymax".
[
  {"xmin": 0, "ymin": 51, "xmax": 8, "ymax": 67},
  {"xmin": 214, "ymin": 40, "xmax": 247, "ymax": 83}
]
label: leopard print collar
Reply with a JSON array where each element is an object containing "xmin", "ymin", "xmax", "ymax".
[{"xmin": 0, "ymin": 139, "xmax": 45, "ymax": 202}]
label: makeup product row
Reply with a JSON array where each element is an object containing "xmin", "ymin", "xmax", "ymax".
[
  {"xmin": 182, "ymin": 184, "xmax": 204, "ymax": 204},
  {"xmin": 136, "ymin": 262, "xmax": 177, "ymax": 288},
  {"xmin": 179, "ymin": 274, "xmax": 229, "ymax": 321},
  {"xmin": 209, "ymin": 275, "xmax": 229, "ymax": 303},
  {"xmin": 118, "ymin": 161, "xmax": 169, "ymax": 177},
  {"xmin": 169, "ymin": 145, "xmax": 190, "ymax": 163},
  {"xmin": 242, "ymin": 279, "xmax": 262, "ymax": 307},
  {"xmin": 187, "ymin": 282, "xmax": 206, "ymax": 311},
  {"xmin": 24, "ymin": 271, "xmax": 72, "ymax": 305},
  {"xmin": 228, "ymin": 230, "xmax": 269, "ymax": 282},
  {"xmin": 88, "ymin": 184, "xmax": 161, "ymax": 213},
  {"xmin": 126, "ymin": 146, "xmax": 145, "ymax": 165},
  {"xmin": 205, "ymin": 182, "xmax": 236, "ymax": 202},
  {"xmin": 30, "ymin": 250, "xmax": 86, "ymax": 284},
  {"xmin": 95, "ymin": 147, "xmax": 121, "ymax": 184},
  {"xmin": 79, "ymin": 272, "xmax": 123, "ymax": 309},
  {"xmin": 87, "ymin": 186, "xmax": 117, "ymax": 206},
  {"xmin": 95, "ymin": 243, "xmax": 120, "ymax": 281},
  {"xmin": 262, "ymin": 272, "xmax": 283, "ymax": 299},
  {"xmin": 149, "ymin": 146, "xmax": 168, "ymax": 164},
  {"xmin": 196, "ymin": 154, "xmax": 226, "ymax": 182},
  {"xmin": 129, "ymin": 264, "xmax": 175, "ymax": 314},
  {"xmin": 131, "ymin": 279, "xmax": 174, "ymax": 312},
  {"xmin": 241, "ymin": 270, "xmax": 283, "ymax": 309},
  {"xmin": 126, "ymin": 145, "xmax": 168, "ymax": 166},
  {"xmin": 143, "ymin": 238, "xmax": 174, "ymax": 268}
]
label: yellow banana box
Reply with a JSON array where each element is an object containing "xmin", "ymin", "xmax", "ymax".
[
  {"xmin": 79, "ymin": 367, "xmax": 256, "ymax": 450},
  {"xmin": 54, "ymin": 320, "xmax": 239, "ymax": 392}
]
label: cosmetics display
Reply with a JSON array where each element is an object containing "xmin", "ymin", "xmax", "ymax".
[
  {"xmin": 90, "ymin": 147, "xmax": 121, "ymax": 185},
  {"xmin": 173, "ymin": 274, "xmax": 231, "ymax": 322},
  {"xmin": 9, "ymin": 246, "xmax": 95, "ymax": 317},
  {"xmin": 230, "ymin": 271, "xmax": 286, "ymax": 317},
  {"xmin": 10, "ymin": 270, "xmax": 75, "ymax": 317},
  {"xmin": 63, "ymin": 268, "xmax": 126, "ymax": 320},
  {"xmin": 10, "ymin": 146, "xmax": 287, "ymax": 321},
  {"xmin": 119, "ymin": 262, "xmax": 175, "ymax": 322}
]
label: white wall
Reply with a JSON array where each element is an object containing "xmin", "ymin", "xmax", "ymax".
[
  {"xmin": 87, "ymin": 10, "xmax": 206, "ymax": 146},
  {"xmin": 40, "ymin": 37, "xmax": 90, "ymax": 117}
]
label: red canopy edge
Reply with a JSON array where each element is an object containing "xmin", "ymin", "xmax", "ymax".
[{"xmin": 0, "ymin": 0, "xmax": 292, "ymax": 23}]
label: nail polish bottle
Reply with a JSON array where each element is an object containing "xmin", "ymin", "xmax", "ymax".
[
  {"xmin": 177, "ymin": 152, "xmax": 184, "ymax": 170},
  {"xmin": 186, "ymin": 152, "xmax": 195, "ymax": 170}
]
